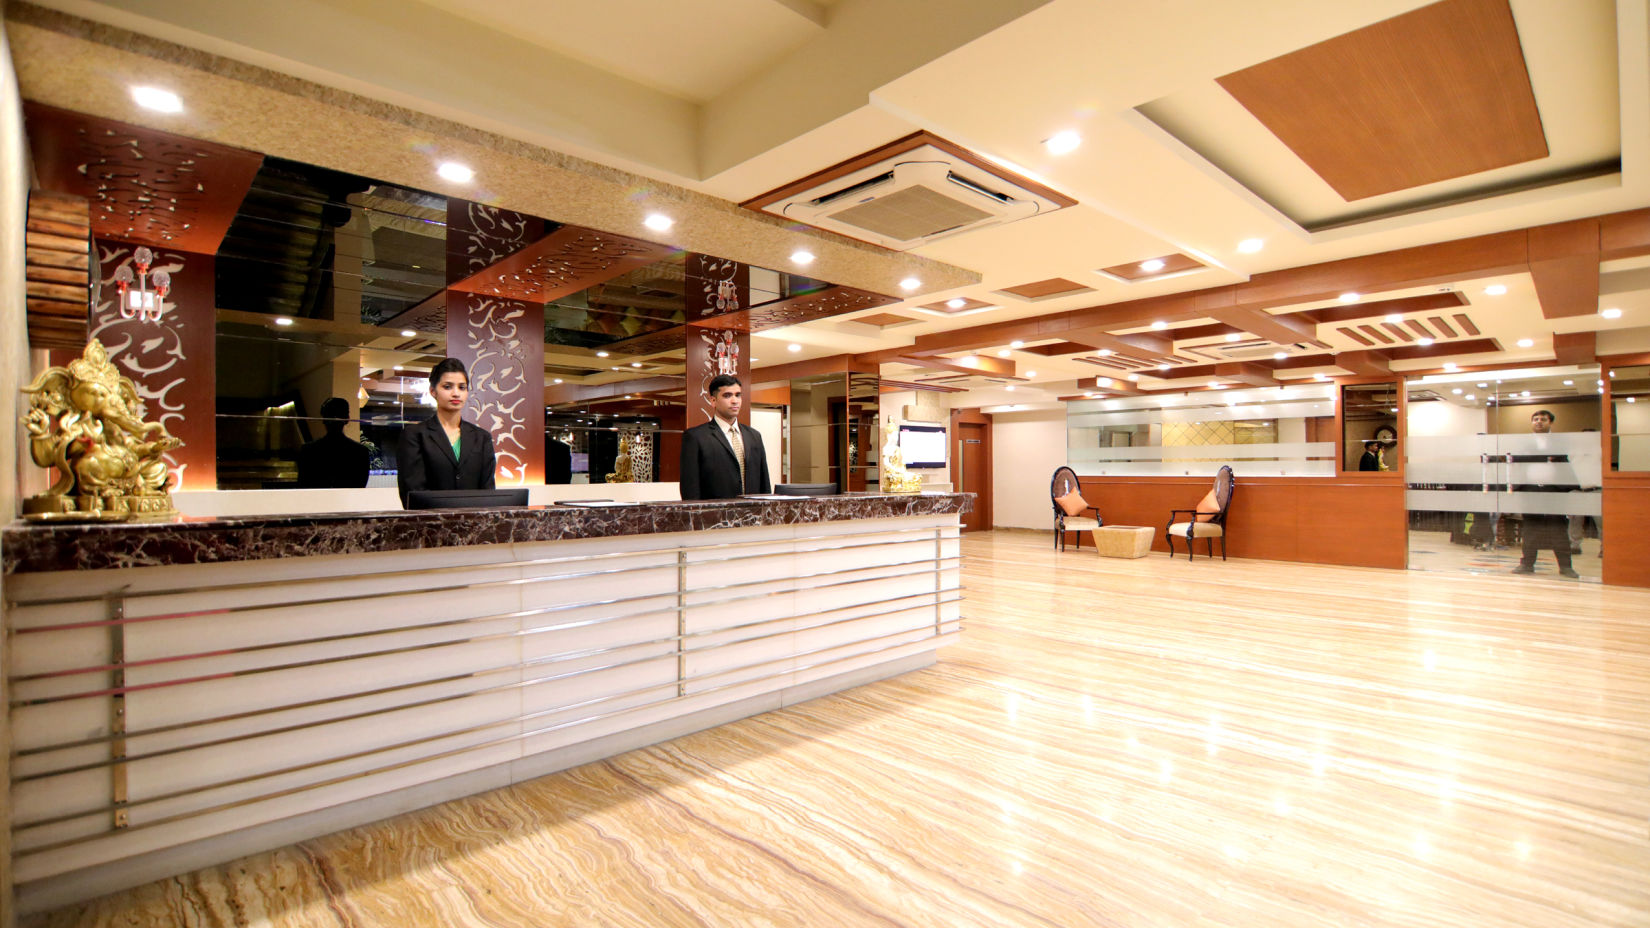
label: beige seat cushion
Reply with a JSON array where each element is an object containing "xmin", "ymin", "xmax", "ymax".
[
  {"xmin": 1062, "ymin": 517, "xmax": 1101, "ymax": 531},
  {"xmin": 1168, "ymin": 521, "xmax": 1224, "ymax": 538}
]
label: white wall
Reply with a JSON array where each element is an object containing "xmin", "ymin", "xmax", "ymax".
[
  {"xmin": 1407, "ymin": 399, "xmax": 1489, "ymax": 437},
  {"xmin": 1616, "ymin": 400, "xmax": 1650, "ymax": 471},
  {"xmin": 990, "ymin": 408, "xmax": 1067, "ymax": 529}
]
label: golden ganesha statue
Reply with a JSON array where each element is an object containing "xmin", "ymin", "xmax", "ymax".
[
  {"xmin": 879, "ymin": 416, "xmax": 924, "ymax": 494},
  {"xmin": 20, "ymin": 339, "xmax": 182, "ymax": 521}
]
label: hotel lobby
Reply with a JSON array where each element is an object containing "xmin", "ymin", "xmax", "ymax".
[{"xmin": 2, "ymin": 0, "xmax": 1649, "ymax": 925}]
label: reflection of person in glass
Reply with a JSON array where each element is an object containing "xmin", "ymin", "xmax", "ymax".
[
  {"xmin": 1513, "ymin": 408, "xmax": 1579, "ymax": 578},
  {"xmin": 396, "ymin": 358, "xmax": 496, "ymax": 508},
  {"xmin": 296, "ymin": 397, "xmax": 369, "ymax": 488},
  {"xmin": 1358, "ymin": 440, "xmax": 1382, "ymax": 471}
]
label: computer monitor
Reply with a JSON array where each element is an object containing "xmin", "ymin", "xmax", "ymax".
[{"xmin": 406, "ymin": 488, "xmax": 529, "ymax": 510}]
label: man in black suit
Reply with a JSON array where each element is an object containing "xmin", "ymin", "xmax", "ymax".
[
  {"xmin": 680, "ymin": 374, "xmax": 771, "ymax": 499},
  {"xmin": 296, "ymin": 397, "xmax": 370, "ymax": 488}
]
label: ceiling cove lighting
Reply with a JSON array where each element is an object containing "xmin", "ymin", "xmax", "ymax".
[
  {"xmin": 436, "ymin": 162, "xmax": 474, "ymax": 183},
  {"xmin": 131, "ymin": 86, "xmax": 182, "ymax": 113},
  {"xmin": 643, "ymin": 213, "xmax": 674, "ymax": 232},
  {"xmin": 1044, "ymin": 130, "xmax": 1082, "ymax": 156},
  {"xmin": 1339, "ymin": 292, "xmax": 1362, "ymax": 304},
  {"xmin": 899, "ymin": 277, "xmax": 921, "ymax": 292},
  {"xmin": 1484, "ymin": 284, "xmax": 1508, "ymax": 296},
  {"xmin": 1237, "ymin": 238, "xmax": 1264, "ymax": 254},
  {"xmin": 790, "ymin": 250, "xmax": 815, "ymax": 265},
  {"xmin": 1601, "ymin": 307, "xmax": 1623, "ymax": 319}
]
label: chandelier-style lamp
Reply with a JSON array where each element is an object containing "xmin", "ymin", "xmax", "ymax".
[{"xmin": 111, "ymin": 246, "xmax": 170, "ymax": 323}]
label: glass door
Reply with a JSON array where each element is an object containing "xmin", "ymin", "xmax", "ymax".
[{"xmin": 1405, "ymin": 365, "xmax": 1603, "ymax": 581}]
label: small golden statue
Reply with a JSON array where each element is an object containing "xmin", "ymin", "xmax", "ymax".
[
  {"xmin": 879, "ymin": 416, "xmax": 924, "ymax": 494},
  {"xmin": 606, "ymin": 435, "xmax": 634, "ymax": 484},
  {"xmin": 20, "ymin": 339, "xmax": 182, "ymax": 521}
]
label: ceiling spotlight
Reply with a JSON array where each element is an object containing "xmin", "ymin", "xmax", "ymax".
[
  {"xmin": 1339, "ymin": 292, "xmax": 1362, "ymax": 304},
  {"xmin": 1208, "ymin": 381, "xmax": 1224, "ymax": 389},
  {"xmin": 791, "ymin": 250, "xmax": 815, "ymax": 265},
  {"xmin": 1313, "ymin": 373, "xmax": 1327, "ymax": 381},
  {"xmin": 1237, "ymin": 238, "xmax": 1264, "ymax": 254},
  {"xmin": 947, "ymin": 298, "xmax": 967, "ymax": 309},
  {"xmin": 1602, "ymin": 307, "xmax": 1623, "ymax": 319},
  {"xmin": 393, "ymin": 365, "xmax": 403, "ymax": 371},
  {"xmin": 1225, "ymin": 333, "xmax": 1241, "ymax": 343},
  {"xmin": 1005, "ymin": 385, "xmax": 1016, "ymax": 392},
  {"xmin": 596, "ymin": 351, "xmax": 610, "ymax": 358},
  {"xmin": 1563, "ymin": 379, "xmax": 1574, "ymax": 386},
  {"xmin": 1009, "ymin": 340, "xmax": 1024, "ymax": 349},
  {"xmin": 131, "ymin": 86, "xmax": 182, "ymax": 113},
  {"xmin": 1465, "ymin": 394, "xmax": 1476, "ymax": 400},
  {"xmin": 961, "ymin": 355, "xmax": 979, "ymax": 367},
  {"xmin": 1126, "ymin": 373, "xmax": 1140, "ymax": 381},
  {"xmin": 1520, "ymin": 390, "xmax": 1530, "ymax": 397},
  {"xmin": 1098, "ymin": 377, "xmax": 1113, "ymax": 386},
  {"xmin": 1044, "ymin": 130, "xmax": 1082, "ymax": 156},
  {"xmin": 1443, "ymin": 363, "xmax": 1458, "ymax": 372},
  {"xmin": 1024, "ymin": 370, "xmax": 1037, "ymax": 378},
  {"xmin": 1151, "ymin": 320, "xmax": 1168, "ymax": 330},
  {"xmin": 899, "ymin": 277, "xmax": 921, "ymax": 292},
  {"xmin": 1390, "ymin": 407, "xmax": 1399, "ymax": 413},
  {"xmin": 1157, "ymin": 363, "xmax": 1171, "ymax": 371},
  {"xmin": 1516, "ymin": 338, "xmax": 1534, "ymax": 348},
  {"xmin": 643, "ymin": 213, "xmax": 674, "ymax": 232},
  {"xmin": 1418, "ymin": 337, "xmax": 1434, "ymax": 346},
  {"xmin": 1451, "ymin": 388, "xmax": 1462, "ymax": 395},
  {"xmin": 1384, "ymin": 314, "xmax": 1403, "ymax": 324},
  {"xmin": 553, "ymin": 378, "xmax": 563, "ymax": 384},
  {"xmin": 630, "ymin": 361, "xmax": 643, "ymax": 367},
  {"xmin": 1097, "ymin": 348, "xmax": 1114, "ymax": 356},
  {"xmin": 1140, "ymin": 258, "xmax": 1166, "ymax": 273},
  {"xmin": 1478, "ymin": 382, "xmax": 1489, "ymax": 388},
  {"xmin": 1610, "ymin": 371, "xmax": 1616, "ymax": 377},
  {"xmin": 1273, "ymin": 351, "xmax": 1287, "ymax": 360},
  {"xmin": 787, "ymin": 343, "xmax": 802, "ymax": 353},
  {"xmin": 997, "ymin": 349, "xmax": 1010, "ymax": 357},
  {"xmin": 1484, "ymin": 284, "xmax": 1508, "ymax": 296},
  {"xmin": 436, "ymin": 162, "xmax": 474, "ymax": 183},
  {"xmin": 274, "ymin": 316, "xmax": 294, "ymax": 326}
]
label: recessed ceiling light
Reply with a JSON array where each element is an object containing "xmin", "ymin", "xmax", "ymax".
[
  {"xmin": 1602, "ymin": 307, "xmax": 1623, "ymax": 319},
  {"xmin": 1237, "ymin": 238, "xmax": 1264, "ymax": 254},
  {"xmin": 947, "ymin": 298, "xmax": 967, "ymax": 309},
  {"xmin": 1005, "ymin": 385, "xmax": 1016, "ymax": 392},
  {"xmin": 899, "ymin": 277, "xmax": 921, "ymax": 292},
  {"xmin": 1025, "ymin": 370, "xmax": 1037, "ymax": 378},
  {"xmin": 1451, "ymin": 388, "xmax": 1462, "ymax": 394},
  {"xmin": 630, "ymin": 361, "xmax": 643, "ymax": 367},
  {"xmin": 1384, "ymin": 314, "xmax": 1403, "ymax": 324},
  {"xmin": 1520, "ymin": 391, "xmax": 1530, "ymax": 397},
  {"xmin": 1339, "ymin": 292, "xmax": 1362, "ymax": 303},
  {"xmin": 1158, "ymin": 364, "xmax": 1171, "ymax": 371},
  {"xmin": 1484, "ymin": 284, "xmax": 1508, "ymax": 296},
  {"xmin": 751, "ymin": 358, "xmax": 760, "ymax": 363},
  {"xmin": 1151, "ymin": 320, "xmax": 1168, "ymax": 330},
  {"xmin": 1208, "ymin": 381, "xmax": 1224, "ymax": 389},
  {"xmin": 1009, "ymin": 340, "xmax": 1024, "ymax": 349},
  {"xmin": 1478, "ymin": 382, "xmax": 1488, "ymax": 388},
  {"xmin": 1140, "ymin": 258, "xmax": 1166, "ymax": 273},
  {"xmin": 787, "ymin": 343, "xmax": 802, "ymax": 353},
  {"xmin": 1563, "ymin": 379, "xmax": 1574, "ymax": 386},
  {"xmin": 791, "ymin": 250, "xmax": 815, "ymax": 265},
  {"xmin": 1610, "ymin": 371, "xmax": 1616, "ymax": 378},
  {"xmin": 436, "ymin": 162, "xmax": 474, "ymax": 183},
  {"xmin": 596, "ymin": 351, "xmax": 610, "ymax": 358},
  {"xmin": 1598, "ymin": 387, "xmax": 1605, "ymax": 394},
  {"xmin": 131, "ymin": 86, "xmax": 182, "ymax": 113},
  {"xmin": 1225, "ymin": 333, "xmax": 1241, "ymax": 343},
  {"xmin": 1516, "ymin": 338, "xmax": 1534, "ymax": 348},
  {"xmin": 1313, "ymin": 373, "xmax": 1328, "ymax": 381},
  {"xmin": 995, "ymin": 349, "xmax": 1009, "ymax": 358},
  {"xmin": 1126, "ymin": 373, "xmax": 1140, "ymax": 382},
  {"xmin": 1097, "ymin": 348, "xmax": 1114, "ymax": 356},
  {"xmin": 643, "ymin": 213, "xmax": 674, "ymax": 232},
  {"xmin": 1465, "ymin": 393, "xmax": 1476, "ymax": 400},
  {"xmin": 400, "ymin": 329, "xmax": 416, "ymax": 338},
  {"xmin": 1273, "ymin": 351, "xmax": 1287, "ymax": 360},
  {"xmin": 274, "ymin": 316, "xmax": 293, "ymax": 326},
  {"xmin": 1443, "ymin": 363, "xmax": 1458, "ymax": 372},
  {"xmin": 1418, "ymin": 337, "xmax": 1434, "ymax": 346},
  {"xmin": 1044, "ymin": 130, "xmax": 1082, "ymax": 156},
  {"xmin": 553, "ymin": 378, "xmax": 562, "ymax": 384},
  {"xmin": 961, "ymin": 355, "xmax": 979, "ymax": 367}
]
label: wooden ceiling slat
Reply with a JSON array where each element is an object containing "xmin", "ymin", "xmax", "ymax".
[
  {"xmin": 1454, "ymin": 314, "xmax": 1481, "ymax": 336},
  {"xmin": 1382, "ymin": 323, "xmax": 1414, "ymax": 342},
  {"xmin": 1429, "ymin": 316, "xmax": 1458, "ymax": 338},
  {"xmin": 1405, "ymin": 320, "xmax": 1434, "ymax": 338},
  {"xmin": 1358, "ymin": 325, "xmax": 1394, "ymax": 345},
  {"xmin": 1339, "ymin": 326, "xmax": 1375, "ymax": 346}
]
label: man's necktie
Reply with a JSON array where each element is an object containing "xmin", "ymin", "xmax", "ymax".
[{"xmin": 728, "ymin": 424, "xmax": 746, "ymax": 492}]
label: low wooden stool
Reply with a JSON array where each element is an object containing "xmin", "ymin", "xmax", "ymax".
[{"xmin": 1091, "ymin": 525, "xmax": 1155, "ymax": 558}]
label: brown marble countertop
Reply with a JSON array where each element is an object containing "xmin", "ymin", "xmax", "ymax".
[{"xmin": 1, "ymin": 492, "xmax": 973, "ymax": 574}]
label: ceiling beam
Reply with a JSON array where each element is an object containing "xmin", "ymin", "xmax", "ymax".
[
  {"xmin": 545, "ymin": 375, "xmax": 685, "ymax": 406},
  {"xmin": 1063, "ymin": 327, "xmax": 1174, "ymax": 356},
  {"xmin": 1213, "ymin": 362, "xmax": 1279, "ymax": 387},
  {"xmin": 1334, "ymin": 350, "xmax": 1391, "ymax": 376},
  {"xmin": 1553, "ymin": 331, "xmax": 1597, "ymax": 365},
  {"xmin": 1078, "ymin": 375, "xmax": 1143, "ymax": 395},
  {"xmin": 1528, "ymin": 219, "xmax": 1601, "ymax": 319},
  {"xmin": 1205, "ymin": 306, "xmax": 1319, "ymax": 346},
  {"xmin": 889, "ymin": 354, "xmax": 1016, "ymax": 378},
  {"xmin": 751, "ymin": 354, "xmax": 878, "ymax": 381}
]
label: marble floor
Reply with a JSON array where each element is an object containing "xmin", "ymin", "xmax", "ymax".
[{"xmin": 23, "ymin": 530, "xmax": 1650, "ymax": 927}]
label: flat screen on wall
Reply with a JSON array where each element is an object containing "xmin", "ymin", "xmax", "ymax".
[{"xmin": 898, "ymin": 424, "xmax": 948, "ymax": 469}]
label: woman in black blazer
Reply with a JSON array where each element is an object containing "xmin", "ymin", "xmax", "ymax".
[{"xmin": 396, "ymin": 357, "xmax": 496, "ymax": 507}]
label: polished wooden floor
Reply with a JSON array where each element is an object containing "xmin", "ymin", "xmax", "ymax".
[{"xmin": 24, "ymin": 530, "xmax": 1650, "ymax": 927}]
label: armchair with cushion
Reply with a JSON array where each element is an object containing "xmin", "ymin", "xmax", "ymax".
[
  {"xmin": 1166, "ymin": 465, "xmax": 1235, "ymax": 561},
  {"xmin": 1051, "ymin": 465, "xmax": 1102, "ymax": 551}
]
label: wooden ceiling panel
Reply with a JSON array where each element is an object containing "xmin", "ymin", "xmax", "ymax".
[
  {"xmin": 916, "ymin": 297, "xmax": 993, "ymax": 314},
  {"xmin": 854, "ymin": 313, "xmax": 920, "ymax": 327},
  {"xmin": 1097, "ymin": 253, "xmax": 1204, "ymax": 281},
  {"xmin": 997, "ymin": 277, "xmax": 1092, "ymax": 300},
  {"xmin": 1216, "ymin": 0, "xmax": 1547, "ymax": 201}
]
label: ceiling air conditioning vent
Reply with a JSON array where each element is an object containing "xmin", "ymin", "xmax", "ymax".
[{"xmin": 743, "ymin": 132, "xmax": 1075, "ymax": 252}]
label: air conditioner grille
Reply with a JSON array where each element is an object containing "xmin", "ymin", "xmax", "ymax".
[{"xmin": 828, "ymin": 185, "xmax": 992, "ymax": 242}]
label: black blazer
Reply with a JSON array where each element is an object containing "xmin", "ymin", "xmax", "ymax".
[
  {"xmin": 397, "ymin": 416, "xmax": 496, "ymax": 507},
  {"xmin": 680, "ymin": 419, "xmax": 770, "ymax": 500}
]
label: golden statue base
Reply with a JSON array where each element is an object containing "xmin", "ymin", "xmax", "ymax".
[
  {"xmin": 880, "ymin": 473, "xmax": 925, "ymax": 494},
  {"xmin": 23, "ymin": 493, "xmax": 178, "ymax": 522}
]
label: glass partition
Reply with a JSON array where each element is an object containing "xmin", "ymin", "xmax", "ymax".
[
  {"xmin": 787, "ymin": 373, "xmax": 878, "ymax": 492},
  {"xmin": 1609, "ymin": 364, "xmax": 1650, "ymax": 471},
  {"xmin": 1066, "ymin": 383, "xmax": 1337, "ymax": 477},
  {"xmin": 1405, "ymin": 365, "xmax": 1602, "ymax": 581}
]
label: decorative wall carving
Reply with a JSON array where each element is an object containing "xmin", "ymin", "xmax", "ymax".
[
  {"xmin": 448, "ymin": 290, "xmax": 545, "ymax": 485},
  {"xmin": 686, "ymin": 325, "xmax": 749, "ymax": 425},
  {"xmin": 685, "ymin": 254, "xmax": 748, "ymax": 319},
  {"xmin": 697, "ymin": 285, "xmax": 896, "ymax": 331},
  {"xmin": 25, "ymin": 102, "xmax": 262, "ymax": 254},
  {"xmin": 447, "ymin": 225, "xmax": 672, "ymax": 304},
  {"xmin": 444, "ymin": 200, "xmax": 546, "ymax": 284},
  {"xmin": 93, "ymin": 240, "xmax": 216, "ymax": 490}
]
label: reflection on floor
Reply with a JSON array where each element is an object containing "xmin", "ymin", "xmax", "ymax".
[
  {"xmin": 1409, "ymin": 529, "xmax": 1603, "ymax": 582},
  {"xmin": 24, "ymin": 531, "xmax": 1650, "ymax": 927}
]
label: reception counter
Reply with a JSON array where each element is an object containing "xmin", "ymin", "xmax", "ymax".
[{"xmin": 2, "ymin": 492, "xmax": 969, "ymax": 912}]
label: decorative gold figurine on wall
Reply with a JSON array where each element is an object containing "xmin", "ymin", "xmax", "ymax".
[
  {"xmin": 606, "ymin": 435, "xmax": 634, "ymax": 484},
  {"xmin": 879, "ymin": 416, "xmax": 924, "ymax": 494},
  {"xmin": 20, "ymin": 339, "xmax": 182, "ymax": 521}
]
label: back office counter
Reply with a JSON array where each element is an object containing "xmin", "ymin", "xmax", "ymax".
[{"xmin": 2, "ymin": 492, "xmax": 970, "ymax": 913}]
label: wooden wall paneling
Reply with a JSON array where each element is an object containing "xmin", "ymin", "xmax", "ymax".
[
  {"xmin": 1602, "ymin": 478, "xmax": 1650, "ymax": 588},
  {"xmin": 25, "ymin": 189, "xmax": 90, "ymax": 349}
]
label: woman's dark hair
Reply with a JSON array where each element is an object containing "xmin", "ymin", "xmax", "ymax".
[{"xmin": 429, "ymin": 357, "xmax": 468, "ymax": 389}]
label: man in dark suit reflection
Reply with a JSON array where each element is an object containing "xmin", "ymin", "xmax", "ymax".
[
  {"xmin": 679, "ymin": 375, "xmax": 771, "ymax": 500},
  {"xmin": 545, "ymin": 435, "xmax": 572, "ymax": 484},
  {"xmin": 296, "ymin": 397, "xmax": 369, "ymax": 488}
]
